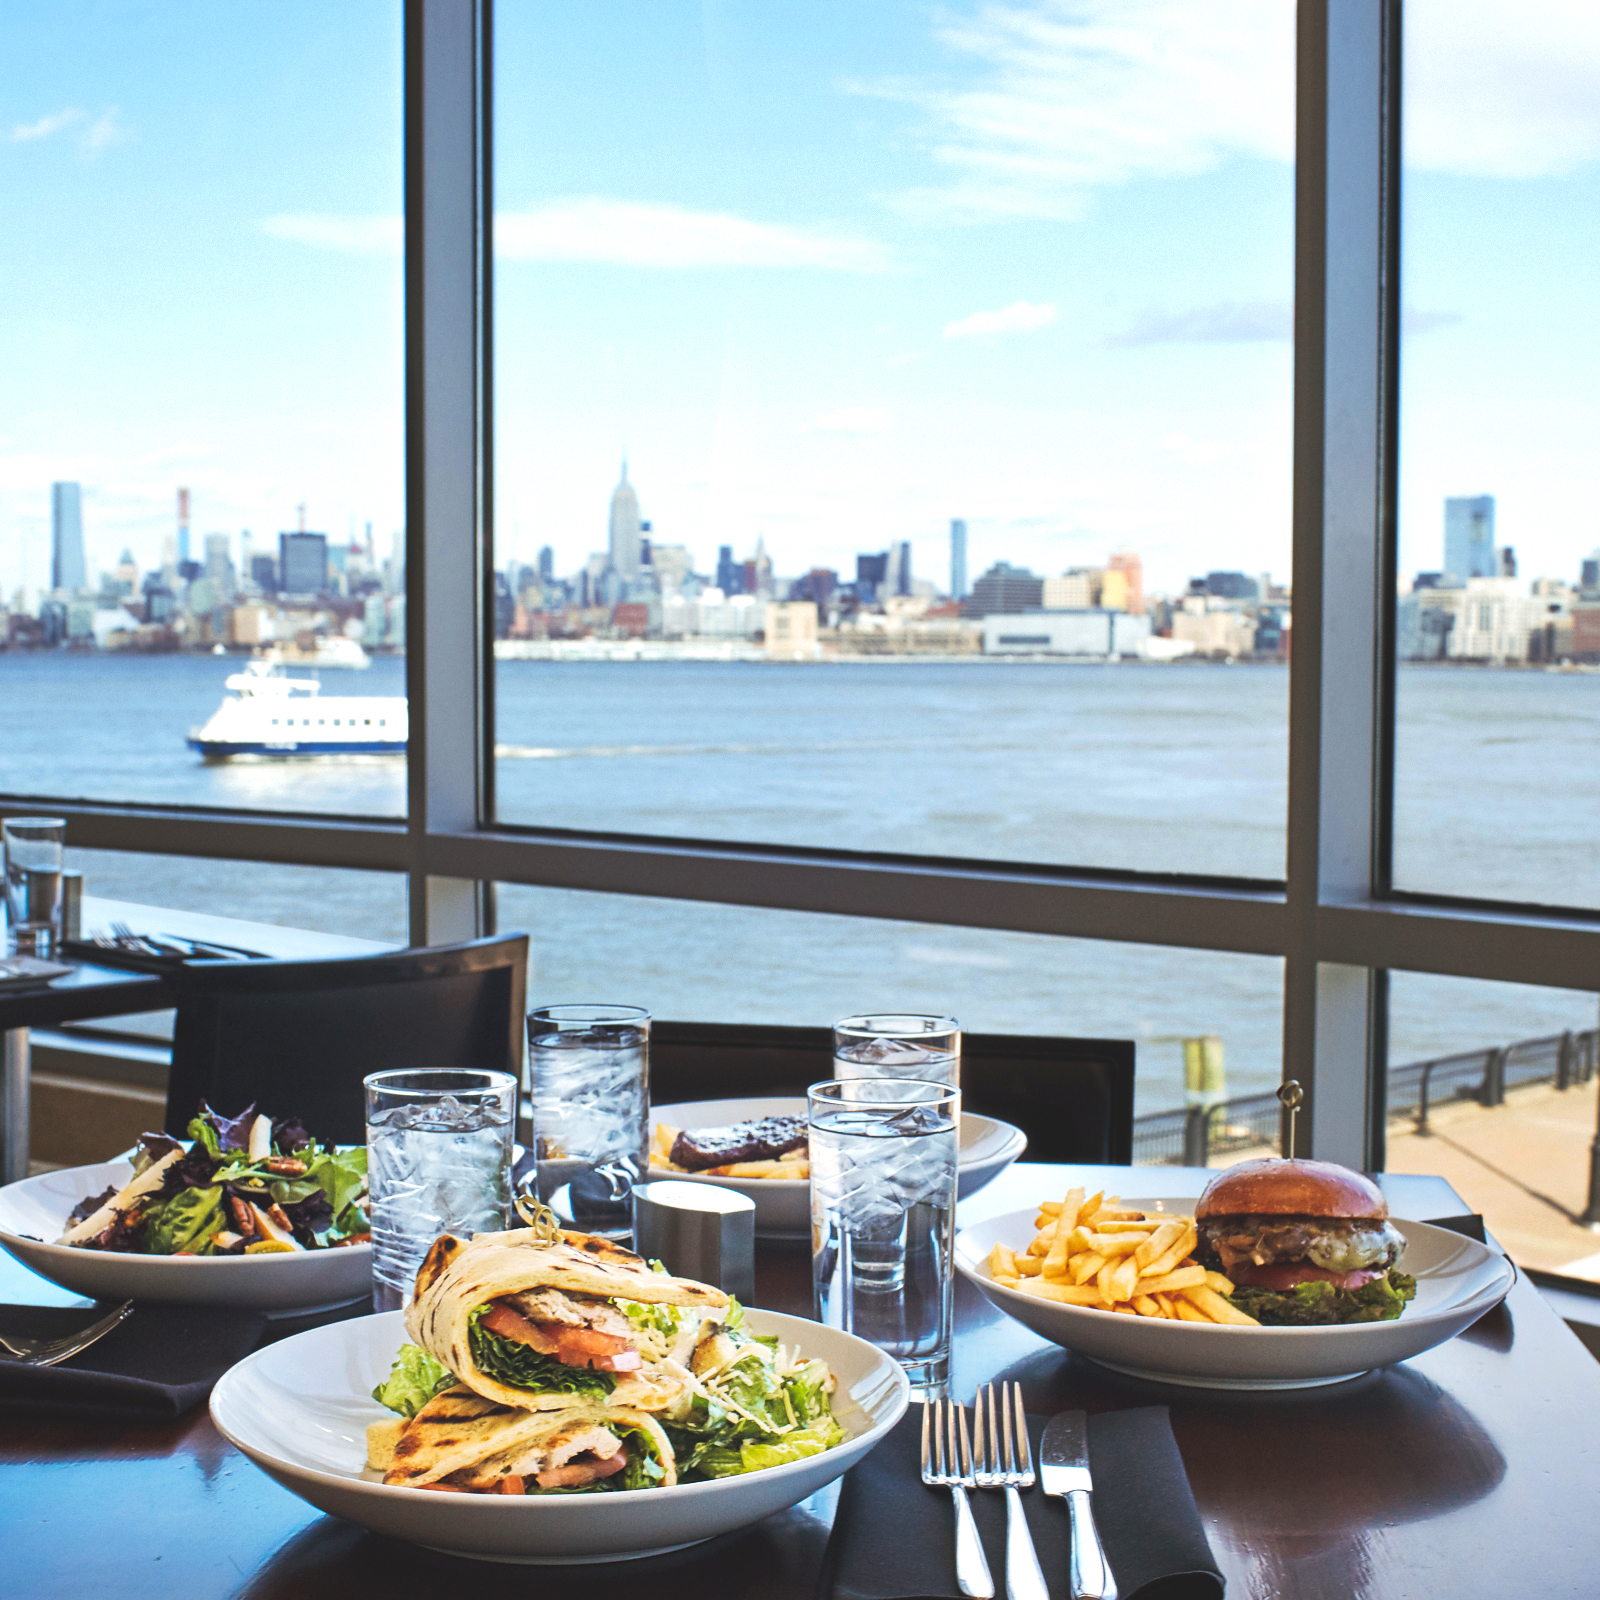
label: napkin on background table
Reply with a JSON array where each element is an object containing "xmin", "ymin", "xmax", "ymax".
[
  {"xmin": 820, "ymin": 1405, "xmax": 1223, "ymax": 1600},
  {"xmin": 0, "ymin": 1294, "xmax": 372, "ymax": 1421}
]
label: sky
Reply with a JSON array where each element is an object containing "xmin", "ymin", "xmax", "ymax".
[{"xmin": 3, "ymin": 0, "xmax": 1599, "ymax": 600}]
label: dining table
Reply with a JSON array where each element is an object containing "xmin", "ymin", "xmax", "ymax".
[{"xmin": 2, "ymin": 1160, "xmax": 1597, "ymax": 1600}]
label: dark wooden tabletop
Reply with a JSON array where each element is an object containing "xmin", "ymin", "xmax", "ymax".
[{"xmin": 3, "ymin": 1164, "xmax": 1597, "ymax": 1600}]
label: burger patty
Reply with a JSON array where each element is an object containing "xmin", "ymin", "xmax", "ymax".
[{"xmin": 1196, "ymin": 1214, "xmax": 1404, "ymax": 1276}]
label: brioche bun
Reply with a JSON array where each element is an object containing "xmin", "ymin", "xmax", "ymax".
[{"xmin": 1195, "ymin": 1157, "xmax": 1387, "ymax": 1221}]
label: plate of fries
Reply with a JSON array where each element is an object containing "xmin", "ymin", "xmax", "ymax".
[
  {"xmin": 956, "ymin": 1188, "xmax": 1516, "ymax": 1389},
  {"xmin": 650, "ymin": 1098, "xmax": 1027, "ymax": 1238}
]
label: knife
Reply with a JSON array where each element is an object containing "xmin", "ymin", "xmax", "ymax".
[{"xmin": 1040, "ymin": 1412, "xmax": 1117, "ymax": 1600}]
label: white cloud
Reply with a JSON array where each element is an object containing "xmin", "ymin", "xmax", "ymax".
[
  {"xmin": 943, "ymin": 299, "xmax": 1058, "ymax": 339},
  {"xmin": 259, "ymin": 198, "xmax": 890, "ymax": 272},
  {"xmin": 1110, "ymin": 302, "xmax": 1291, "ymax": 346},
  {"xmin": 8, "ymin": 105, "xmax": 127, "ymax": 155},
  {"xmin": 1407, "ymin": 0, "xmax": 1600, "ymax": 177},
  {"xmin": 859, "ymin": 0, "xmax": 1295, "ymax": 221},
  {"xmin": 10, "ymin": 108, "xmax": 82, "ymax": 142},
  {"xmin": 800, "ymin": 407, "xmax": 895, "ymax": 434}
]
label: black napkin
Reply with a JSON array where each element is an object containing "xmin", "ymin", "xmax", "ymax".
[
  {"xmin": 1424, "ymin": 1214, "xmax": 1487, "ymax": 1244},
  {"xmin": 0, "ymin": 1301, "xmax": 267, "ymax": 1420},
  {"xmin": 821, "ymin": 1406, "xmax": 1222, "ymax": 1600}
]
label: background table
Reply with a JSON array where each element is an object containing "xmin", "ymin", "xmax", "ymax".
[{"xmin": 2, "ymin": 1164, "xmax": 1597, "ymax": 1599}]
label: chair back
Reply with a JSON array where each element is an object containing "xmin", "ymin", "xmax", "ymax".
[
  {"xmin": 648, "ymin": 1021, "xmax": 1134, "ymax": 1164},
  {"xmin": 165, "ymin": 934, "xmax": 528, "ymax": 1145}
]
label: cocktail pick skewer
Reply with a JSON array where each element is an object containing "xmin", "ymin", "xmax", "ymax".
[{"xmin": 1276, "ymin": 1079, "xmax": 1304, "ymax": 1156}]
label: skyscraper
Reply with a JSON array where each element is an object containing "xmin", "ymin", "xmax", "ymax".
[
  {"xmin": 279, "ymin": 531, "xmax": 329, "ymax": 595},
  {"xmin": 1444, "ymin": 495, "xmax": 1495, "ymax": 581},
  {"xmin": 1107, "ymin": 550, "xmax": 1144, "ymax": 614},
  {"xmin": 608, "ymin": 461, "xmax": 642, "ymax": 584},
  {"xmin": 51, "ymin": 482, "xmax": 86, "ymax": 592},
  {"xmin": 950, "ymin": 519, "xmax": 968, "ymax": 600},
  {"xmin": 883, "ymin": 539, "xmax": 912, "ymax": 598},
  {"xmin": 177, "ymin": 487, "xmax": 192, "ymax": 566}
]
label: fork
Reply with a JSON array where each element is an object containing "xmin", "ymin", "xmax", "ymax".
[
  {"xmin": 920, "ymin": 1397, "xmax": 995, "ymax": 1599},
  {"xmin": 974, "ymin": 1382, "xmax": 1049, "ymax": 1600},
  {"xmin": 0, "ymin": 1300, "xmax": 134, "ymax": 1366}
]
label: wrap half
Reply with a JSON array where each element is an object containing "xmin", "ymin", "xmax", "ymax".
[
  {"xmin": 378, "ymin": 1384, "xmax": 676, "ymax": 1492},
  {"xmin": 405, "ymin": 1226, "xmax": 729, "ymax": 1413}
]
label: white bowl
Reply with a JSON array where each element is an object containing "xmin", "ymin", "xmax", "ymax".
[
  {"xmin": 650, "ymin": 1097, "xmax": 1027, "ymax": 1238},
  {"xmin": 0, "ymin": 1159, "xmax": 372, "ymax": 1315},
  {"xmin": 210, "ymin": 1306, "xmax": 909, "ymax": 1563},
  {"xmin": 955, "ymin": 1200, "xmax": 1516, "ymax": 1390}
]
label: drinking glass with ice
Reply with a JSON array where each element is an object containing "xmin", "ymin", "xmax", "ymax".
[{"xmin": 833, "ymin": 1014, "xmax": 960, "ymax": 1089}]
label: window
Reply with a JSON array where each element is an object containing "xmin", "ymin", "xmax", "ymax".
[
  {"xmin": 0, "ymin": 0, "xmax": 405, "ymax": 818},
  {"xmin": 491, "ymin": 1, "xmax": 1294, "ymax": 880},
  {"xmin": 1392, "ymin": 1, "xmax": 1600, "ymax": 910}
]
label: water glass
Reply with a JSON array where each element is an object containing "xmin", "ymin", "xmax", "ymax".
[
  {"xmin": 364, "ymin": 1068, "xmax": 517, "ymax": 1311},
  {"xmin": 834, "ymin": 1013, "xmax": 961, "ymax": 1089},
  {"xmin": 3, "ymin": 818, "xmax": 66, "ymax": 956},
  {"xmin": 809, "ymin": 1077, "xmax": 960, "ymax": 1397},
  {"xmin": 526, "ymin": 1004, "xmax": 650, "ymax": 1240}
]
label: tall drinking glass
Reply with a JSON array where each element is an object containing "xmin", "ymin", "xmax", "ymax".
[
  {"xmin": 364, "ymin": 1068, "xmax": 517, "ymax": 1311},
  {"xmin": 834, "ymin": 1014, "xmax": 961, "ymax": 1088},
  {"xmin": 809, "ymin": 1077, "xmax": 960, "ymax": 1398},
  {"xmin": 3, "ymin": 818, "xmax": 66, "ymax": 956},
  {"xmin": 526, "ymin": 1004, "xmax": 650, "ymax": 1240}
]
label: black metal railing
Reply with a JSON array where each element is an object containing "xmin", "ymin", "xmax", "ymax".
[{"xmin": 1133, "ymin": 1028, "xmax": 1599, "ymax": 1166}]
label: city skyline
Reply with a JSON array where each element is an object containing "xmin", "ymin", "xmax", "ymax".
[{"xmin": 4, "ymin": 3, "xmax": 1600, "ymax": 598}]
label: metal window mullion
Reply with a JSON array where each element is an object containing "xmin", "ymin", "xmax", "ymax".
[
  {"xmin": 406, "ymin": 0, "xmax": 491, "ymax": 945},
  {"xmin": 1285, "ymin": 0, "xmax": 1393, "ymax": 1165}
]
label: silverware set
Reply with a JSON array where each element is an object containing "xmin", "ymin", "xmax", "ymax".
[
  {"xmin": 922, "ymin": 1383, "xmax": 1116, "ymax": 1600},
  {"xmin": 89, "ymin": 923, "xmax": 259, "ymax": 962},
  {"xmin": 0, "ymin": 1300, "xmax": 134, "ymax": 1366}
]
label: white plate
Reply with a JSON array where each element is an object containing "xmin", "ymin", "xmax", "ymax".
[
  {"xmin": 956, "ymin": 1200, "xmax": 1516, "ymax": 1390},
  {"xmin": 0, "ymin": 1159, "xmax": 372, "ymax": 1315},
  {"xmin": 649, "ymin": 1097, "xmax": 1027, "ymax": 1238},
  {"xmin": 210, "ymin": 1306, "xmax": 909, "ymax": 1563}
]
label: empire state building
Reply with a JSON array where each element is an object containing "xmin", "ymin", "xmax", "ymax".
[{"xmin": 608, "ymin": 461, "xmax": 642, "ymax": 585}]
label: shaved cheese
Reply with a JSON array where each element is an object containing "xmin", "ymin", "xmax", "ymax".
[{"xmin": 57, "ymin": 1149, "xmax": 183, "ymax": 1245}]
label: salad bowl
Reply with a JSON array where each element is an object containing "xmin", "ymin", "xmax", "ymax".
[
  {"xmin": 956, "ymin": 1201, "xmax": 1517, "ymax": 1390},
  {"xmin": 0, "ymin": 1159, "xmax": 372, "ymax": 1314},
  {"xmin": 650, "ymin": 1096, "xmax": 1027, "ymax": 1237},
  {"xmin": 210, "ymin": 1307, "xmax": 910, "ymax": 1562}
]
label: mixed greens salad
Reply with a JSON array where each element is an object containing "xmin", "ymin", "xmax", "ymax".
[
  {"xmin": 60, "ymin": 1103, "xmax": 369, "ymax": 1256},
  {"xmin": 374, "ymin": 1293, "xmax": 843, "ymax": 1490}
]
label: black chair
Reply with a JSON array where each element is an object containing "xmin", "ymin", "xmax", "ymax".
[
  {"xmin": 164, "ymin": 933, "xmax": 528, "ymax": 1145},
  {"xmin": 648, "ymin": 1022, "xmax": 1134, "ymax": 1165}
]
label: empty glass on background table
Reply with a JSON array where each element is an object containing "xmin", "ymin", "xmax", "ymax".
[
  {"xmin": 810, "ymin": 1077, "xmax": 961, "ymax": 1398},
  {"xmin": 834, "ymin": 1014, "xmax": 961, "ymax": 1088},
  {"xmin": 526, "ymin": 1004, "xmax": 650, "ymax": 1240},
  {"xmin": 364, "ymin": 1068, "xmax": 516, "ymax": 1311},
  {"xmin": 3, "ymin": 818, "xmax": 65, "ymax": 956}
]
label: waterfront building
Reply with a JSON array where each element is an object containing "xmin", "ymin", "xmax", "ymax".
[
  {"xmin": 765, "ymin": 600, "xmax": 819, "ymax": 656},
  {"xmin": 964, "ymin": 561, "xmax": 1043, "ymax": 617},
  {"xmin": 1172, "ymin": 603, "xmax": 1258, "ymax": 658},
  {"xmin": 608, "ymin": 461, "xmax": 643, "ymax": 585},
  {"xmin": 1043, "ymin": 570, "xmax": 1100, "ymax": 609},
  {"xmin": 279, "ymin": 531, "xmax": 329, "ymax": 596},
  {"xmin": 1108, "ymin": 551, "xmax": 1144, "ymax": 614},
  {"xmin": 950, "ymin": 519, "xmax": 968, "ymax": 600},
  {"xmin": 1444, "ymin": 495, "xmax": 1496, "ymax": 581},
  {"xmin": 51, "ymin": 481, "xmax": 86, "ymax": 592},
  {"xmin": 983, "ymin": 608, "xmax": 1151, "ymax": 657}
]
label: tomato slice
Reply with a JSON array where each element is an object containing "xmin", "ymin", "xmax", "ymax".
[{"xmin": 1230, "ymin": 1262, "xmax": 1383, "ymax": 1292}]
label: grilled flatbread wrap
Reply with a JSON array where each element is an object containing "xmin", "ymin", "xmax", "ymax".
[
  {"xmin": 381, "ymin": 1384, "xmax": 676, "ymax": 1491},
  {"xmin": 405, "ymin": 1227, "xmax": 729, "ymax": 1412}
]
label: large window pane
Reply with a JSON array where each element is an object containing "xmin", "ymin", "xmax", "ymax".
[
  {"xmin": 0, "ymin": 3, "xmax": 405, "ymax": 818},
  {"xmin": 1393, "ymin": 3, "xmax": 1600, "ymax": 908},
  {"xmin": 1385, "ymin": 971, "xmax": 1600, "ymax": 1279},
  {"xmin": 493, "ymin": 2, "xmax": 1293, "ymax": 878},
  {"xmin": 495, "ymin": 881, "xmax": 1284, "ymax": 1164}
]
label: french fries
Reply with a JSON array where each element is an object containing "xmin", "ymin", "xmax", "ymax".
[{"xmin": 986, "ymin": 1187, "xmax": 1260, "ymax": 1326}]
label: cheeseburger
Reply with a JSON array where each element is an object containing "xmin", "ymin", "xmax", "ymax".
[{"xmin": 1195, "ymin": 1158, "xmax": 1417, "ymax": 1326}]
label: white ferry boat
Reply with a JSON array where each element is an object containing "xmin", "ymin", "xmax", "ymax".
[{"xmin": 187, "ymin": 659, "xmax": 406, "ymax": 759}]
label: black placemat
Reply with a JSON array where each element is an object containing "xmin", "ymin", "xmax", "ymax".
[
  {"xmin": 0, "ymin": 1301, "xmax": 267, "ymax": 1421},
  {"xmin": 821, "ymin": 1406, "xmax": 1222, "ymax": 1600}
]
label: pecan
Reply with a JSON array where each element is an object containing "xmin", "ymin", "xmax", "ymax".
[
  {"xmin": 265, "ymin": 1157, "xmax": 308, "ymax": 1177},
  {"xmin": 266, "ymin": 1203, "xmax": 294, "ymax": 1232},
  {"xmin": 228, "ymin": 1196, "xmax": 258, "ymax": 1238}
]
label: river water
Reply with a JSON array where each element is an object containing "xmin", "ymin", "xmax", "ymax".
[{"xmin": 2, "ymin": 651, "xmax": 1594, "ymax": 1112}]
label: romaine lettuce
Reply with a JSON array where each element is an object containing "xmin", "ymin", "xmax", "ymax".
[
  {"xmin": 372, "ymin": 1344, "xmax": 454, "ymax": 1418},
  {"xmin": 1227, "ymin": 1269, "xmax": 1418, "ymax": 1326},
  {"xmin": 467, "ymin": 1307, "xmax": 615, "ymax": 1398},
  {"xmin": 142, "ymin": 1185, "xmax": 225, "ymax": 1255}
]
